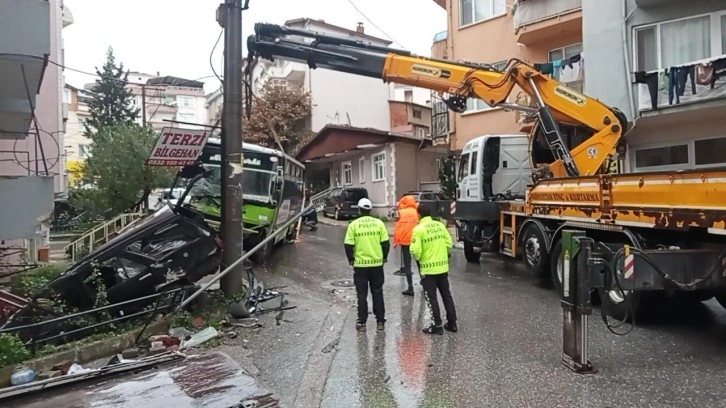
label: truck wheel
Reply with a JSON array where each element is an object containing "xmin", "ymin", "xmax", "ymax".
[
  {"xmin": 521, "ymin": 225, "xmax": 550, "ymax": 279},
  {"xmin": 463, "ymin": 240, "xmax": 480, "ymax": 263},
  {"xmin": 549, "ymin": 239, "xmax": 564, "ymax": 294}
]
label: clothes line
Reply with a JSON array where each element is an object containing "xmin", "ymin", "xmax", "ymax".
[{"xmin": 532, "ymin": 52, "xmax": 584, "ymax": 84}]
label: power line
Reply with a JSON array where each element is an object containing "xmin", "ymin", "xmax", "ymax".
[
  {"xmin": 0, "ymin": 53, "xmax": 218, "ymax": 88},
  {"xmin": 346, "ymin": 0, "xmax": 405, "ymax": 48}
]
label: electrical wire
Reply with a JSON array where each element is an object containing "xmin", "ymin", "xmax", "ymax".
[
  {"xmin": 210, "ymin": 28, "xmax": 225, "ymax": 90},
  {"xmin": 345, "ymin": 0, "xmax": 405, "ymax": 48},
  {"xmin": 0, "ymin": 53, "xmax": 218, "ymax": 88}
]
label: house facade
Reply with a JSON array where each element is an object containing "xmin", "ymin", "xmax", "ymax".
[
  {"xmin": 583, "ymin": 0, "xmax": 726, "ymax": 173},
  {"xmin": 297, "ymin": 125, "xmax": 447, "ymax": 216},
  {"xmin": 125, "ymin": 75, "xmax": 208, "ymax": 131},
  {"xmin": 431, "ymin": 0, "xmax": 584, "ymax": 151},
  {"xmin": 0, "ymin": 0, "xmax": 72, "ymax": 270}
]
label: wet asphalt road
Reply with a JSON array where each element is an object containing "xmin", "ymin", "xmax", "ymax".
[{"xmin": 224, "ymin": 223, "xmax": 726, "ymax": 408}]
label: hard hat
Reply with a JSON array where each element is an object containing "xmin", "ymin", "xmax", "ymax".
[{"xmin": 358, "ymin": 198, "xmax": 373, "ymax": 210}]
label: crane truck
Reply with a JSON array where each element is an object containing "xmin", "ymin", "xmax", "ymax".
[{"xmin": 246, "ymin": 23, "xmax": 726, "ymax": 320}]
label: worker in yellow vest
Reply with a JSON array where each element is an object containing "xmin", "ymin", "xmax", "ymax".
[
  {"xmin": 410, "ymin": 205, "xmax": 458, "ymax": 335},
  {"xmin": 344, "ymin": 198, "xmax": 390, "ymax": 332}
]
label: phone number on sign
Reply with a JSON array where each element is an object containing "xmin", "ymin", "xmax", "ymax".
[{"xmin": 146, "ymin": 159, "xmax": 197, "ymax": 166}]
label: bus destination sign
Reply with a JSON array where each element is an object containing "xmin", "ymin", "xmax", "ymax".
[{"xmin": 146, "ymin": 127, "xmax": 209, "ymax": 166}]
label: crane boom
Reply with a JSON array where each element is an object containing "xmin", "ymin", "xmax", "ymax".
[{"xmin": 246, "ymin": 23, "xmax": 627, "ymax": 178}]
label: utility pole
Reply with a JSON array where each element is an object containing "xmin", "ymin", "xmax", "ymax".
[
  {"xmin": 217, "ymin": 0, "xmax": 244, "ymax": 296},
  {"xmin": 141, "ymin": 85, "xmax": 147, "ymax": 127}
]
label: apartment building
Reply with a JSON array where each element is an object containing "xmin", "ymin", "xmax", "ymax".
[
  {"xmin": 432, "ymin": 0, "xmax": 584, "ymax": 151},
  {"xmin": 0, "ymin": 0, "xmax": 72, "ymax": 270},
  {"xmin": 63, "ymin": 84, "xmax": 92, "ymax": 186},
  {"xmin": 249, "ymin": 19, "xmax": 393, "ymax": 133},
  {"xmin": 125, "ymin": 75, "xmax": 208, "ymax": 131},
  {"xmin": 583, "ymin": 0, "xmax": 726, "ymax": 173}
]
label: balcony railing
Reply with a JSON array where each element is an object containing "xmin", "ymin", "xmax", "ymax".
[
  {"xmin": 635, "ymin": 54, "xmax": 726, "ymax": 115},
  {"xmin": 514, "ymin": 0, "xmax": 582, "ymax": 30}
]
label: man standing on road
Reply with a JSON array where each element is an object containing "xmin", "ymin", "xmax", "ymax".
[
  {"xmin": 393, "ymin": 195, "xmax": 419, "ymax": 296},
  {"xmin": 344, "ymin": 198, "xmax": 391, "ymax": 332},
  {"xmin": 410, "ymin": 205, "xmax": 458, "ymax": 335}
]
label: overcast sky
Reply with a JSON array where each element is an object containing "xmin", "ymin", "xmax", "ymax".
[{"xmin": 62, "ymin": 0, "xmax": 446, "ymax": 93}]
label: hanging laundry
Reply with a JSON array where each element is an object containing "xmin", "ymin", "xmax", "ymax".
[
  {"xmin": 560, "ymin": 53, "xmax": 583, "ymax": 83},
  {"xmin": 534, "ymin": 62, "xmax": 553, "ymax": 75},
  {"xmin": 696, "ymin": 62, "xmax": 714, "ymax": 86},
  {"xmin": 675, "ymin": 65, "xmax": 696, "ymax": 97},
  {"xmin": 634, "ymin": 70, "xmax": 660, "ymax": 110},
  {"xmin": 666, "ymin": 67, "xmax": 680, "ymax": 105},
  {"xmin": 711, "ymin": 57, "xmax": 726, "ymax": 88}
]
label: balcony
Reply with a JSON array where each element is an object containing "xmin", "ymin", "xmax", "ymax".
[
  {"xmin": 0, "ymin": 0, "xmax": 51, "ymax": 139},
  {"xmin": 634, "ymin": 0, "xmax": 680, "ymax": 7},
  {"xmin": 514, "ymin": 0, "xmax": 582, "ymax": 45},
  {"xmin": 0, "ymin": 176, "xmax": 54, "ymax": 240}
]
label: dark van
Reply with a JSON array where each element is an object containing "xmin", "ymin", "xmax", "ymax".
[{"xmin": 323, "ymin": 187, "xmax": 369, "ymax": 220}]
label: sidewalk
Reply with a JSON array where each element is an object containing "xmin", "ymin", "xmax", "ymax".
[{"xmin": 316, "ymin": 217, "xmax": 463, "ymax": 249}]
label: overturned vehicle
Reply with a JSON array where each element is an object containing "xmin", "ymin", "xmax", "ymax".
[{"xmin": 1, "ymin": 165, "xmax": 222, "ymax": 344}]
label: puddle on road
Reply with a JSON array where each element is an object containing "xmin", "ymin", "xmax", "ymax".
[{"xmin": 4, "ymin": 352, "xmax": 280, "ymax": 408}]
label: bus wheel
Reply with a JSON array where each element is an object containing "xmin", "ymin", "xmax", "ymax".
[
  {"xmin": 251, "ymin": 233, "xmax": 271, "ymax": 264},
  {"xmin": 463, "ymin": 240, "xmax": 480, "ymax": 263},
  {"xmin": 521, "ymin": 225, "xmax": 550, "ymax": 280}
]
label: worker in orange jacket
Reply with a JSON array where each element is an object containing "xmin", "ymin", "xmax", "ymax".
[{"xmin": 393, "ymin": 195, "xmax": 419, "ymax": 296}]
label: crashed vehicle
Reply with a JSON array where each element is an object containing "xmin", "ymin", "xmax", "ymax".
[{"xmin": 1, "ymin": 166, "xmax": 222, "ymax": 343}]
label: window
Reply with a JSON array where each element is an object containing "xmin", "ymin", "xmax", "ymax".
[
  {"xmin": 79, "ymin": 144, "xmax": 91, "ymax": 159},
  {"xmin": 372, "ymin": 152, "xmax": 386, "ymax": 181},
  {"xmin": 460, "ymin": 0, "xmax": 506, "ymax": 27},
  {"xmin": 177, "ymin": 113, "xmax": 195, "ymax": 123},
  {"xmin": 342, "ymin": 161, "xmax": 352, "ymax": 185},
  {"xmin": 63, "ymin": 88, "xmax": 71, "ymax": 104},
  {"xmin": 722, "ymin": 15, "xmax": 726, "ymax": 54},
  {"xmin": 465, "ymin": 61, "xmax": 507, "ymax": 112},
  {"xmin": 413, "ymin": 108, "xmax": 422, "ymax": 119},
  {"xmin": 415, "ymin": 127, "xmax": 426, "ymax": 138},
  {"xmin": 634, "ymin": 14, "xmax": 714, "ymax": 71},
  {"xmin": 404, "ymin": 90, "xmax": 413, "ymax": 102},
  {"xmin": 177, "ymin": 96, "xmax": 195, "ymax": 109},
  {"xmin": 695, "ymin": 137, "xmax": 726, "ymax": 165},
  {"xmin": 470, "ymin": 151, "xmax": 478, "ymax": 175},
  {"xmin": 358, "ymin": 157, "xmax": 365, "ymax": 183},
  {"xmin": 548, "ymin": 43, "xmax": 584, "ymax": 91},
  {"xmin": 457, "ymin": 153, "xmax": 470, "ymax": 181},
  {"xmin": 634, "ymin": 144, "xmax": 688, "ymax": 168}
]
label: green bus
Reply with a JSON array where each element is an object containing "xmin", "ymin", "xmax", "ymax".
[{"xmin": 188, "ymin": 137, "xmax": 305, "ymax": 262}]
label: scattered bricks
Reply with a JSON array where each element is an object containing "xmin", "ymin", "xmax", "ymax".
[
  {"xmin": 191, "ymin": 317, "xmax": 205, "ymax": 329},
  {"xmin": 149, "ymin": 335, "xmax": 170, "ymax": 343},
  {"xmin": 150, "ymin": 341, "xmax": 164, "ymax": 349},
  {"xmin": 51, "ymin": 359, "xmax": 72, "ymax": 375},
  {"xmin": 122, "ymin": 348, "xmax": 141, "ymax": 359}
]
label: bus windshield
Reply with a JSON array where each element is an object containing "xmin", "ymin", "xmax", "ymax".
[{"xmin": 189, "ymin": 166, "xmax": 274, "ymax": 204}]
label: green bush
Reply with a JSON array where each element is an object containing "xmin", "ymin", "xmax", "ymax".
[
  {"xmin": 9, "ymin": 264, "xmax": 67, "ymax": 298},
  {"xmin": 0, "ymin": 334, "xmax": 31, "ymax": 368}
]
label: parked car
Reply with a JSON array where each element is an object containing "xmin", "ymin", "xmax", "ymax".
[
  {"xmin": 323, "ymin": 187, "xmax": 369, "ymax": 220},
  {"xmin": 389, "ymin": 191, "xmax": 450, "ymax": 221}
]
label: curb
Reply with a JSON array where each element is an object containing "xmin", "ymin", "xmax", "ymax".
[{"xmin": 0, "ymin": 317, "xmax": 172, "ymax": 387}]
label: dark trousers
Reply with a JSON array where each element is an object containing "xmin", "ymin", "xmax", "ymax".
[
  {"xmin": 401, "ymin": 245, "xmax": 413, "ymax": 289},
  {"xmin": 422, "ymin": 273, "xmax": 457, "ymax": 326},
  {"xmin": 353, "ymin": 266, "xmax": 385, "ymax": 324}
]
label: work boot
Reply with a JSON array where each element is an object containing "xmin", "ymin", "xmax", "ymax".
[
  {"xmin": 377, "ymin": 321, "xmax": 385, "ymax": 331},
  {"xmin": 401, "ymin": 288, "xmax": 414, "ymax": 296},
  {"xmin": 422, "ymin": 325, "xmax": 444, "ymax": 335},
  {"xmin": 356, "ymin": 322, "xmax": 366, "ymax": 332},
  {"xmin": 393, "ymin": 269, "xmax": 405, "ymax": 276},
  {"xmin": 444, "ymin": 321, "xmax": 458, "ymax": 333}
]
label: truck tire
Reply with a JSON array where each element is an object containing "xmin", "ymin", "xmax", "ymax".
[
  {"xmin": 521, "ymin": 225, "xmax": 550, "ymax": 279},
  {"xmin": 463, "ymin": 240, "xmax": 480, "ymax": 263},
  {"xmin": 549, "ymin": 239, "xmax": 564, "ymax": 294}
]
